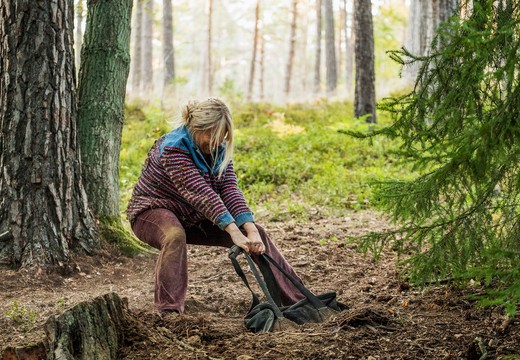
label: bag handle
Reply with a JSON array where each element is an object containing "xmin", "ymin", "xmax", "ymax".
[
  {"xmin": 260, "ymin": 252, "xmax": 329, "ymax": 311},
  {"xmin": 229, "ymin": 246, "xmax": 284, "ymax": 319},
  {"xmin": 228, "ymin": 247, "xmax": 261, "ymax": 309}
]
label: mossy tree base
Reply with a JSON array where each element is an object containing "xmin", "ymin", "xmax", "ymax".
[{"xmin": 98, "ymin": 216, "xmax": 153, "ymax": 257}]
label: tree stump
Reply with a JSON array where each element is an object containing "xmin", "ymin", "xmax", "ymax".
[
  {"xmin": 1, "ymin": 343, "xmax": 46, "ymax": 360},
  {"xmin": 44, "ymin": 292, "xmax": 129, "ymax": 360}
]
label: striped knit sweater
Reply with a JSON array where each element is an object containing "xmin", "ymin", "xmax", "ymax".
[{"xmin": 126, "ymin": 126, "xmax": 254, "ymax": 230}]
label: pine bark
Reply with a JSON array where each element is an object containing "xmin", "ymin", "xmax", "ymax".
[
  {"xmin": 247, "ymin": 0, "xmax": 260, "ymax": 101},
  {"xmin": 0, "ymin": 0, "xmax": 98, "ymax": 268},
  {"xmin": 354, "ymin": 0, "xmax": 376, "ymax": 123},
  {"xmin": 324, "ymin": 0, "xmax": 337, "ymax": 94},
  {"xmin": 162, "ymin": 0, "xmax": 175, "ymax": 89},
  {"xmin": 77, "ymin": 0, "xmax": 133, "ymax": 219},
  {"xmin": 284, "ymin": 0, "xmax": 298, "ymax": 97},
  {"xmin": 131, "ymin": 0, "xmax": 143, "ymax": 94},
  {"xmin": 314, "ymin": 0, "xmax": 322, "ymax": 94},
  {"xmin": 142, "ymin": 0, "xmax": 154, "ymax": 94}
]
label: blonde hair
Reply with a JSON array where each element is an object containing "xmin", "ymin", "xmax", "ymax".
[{"xmin": 180, "ymin": 98, "xmax": 234, "ymax": 177}]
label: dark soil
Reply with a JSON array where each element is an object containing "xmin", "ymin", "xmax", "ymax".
[{"xmin": 1, "ymin": 211, "xmax": 519, "ymax": 359}]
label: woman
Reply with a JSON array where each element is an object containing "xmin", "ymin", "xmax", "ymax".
[{"xmin": 127, "ymin": 98, "xmax": 304, "ymax": 314}]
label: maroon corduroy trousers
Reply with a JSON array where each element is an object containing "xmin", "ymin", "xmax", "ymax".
[{"xmin": 131, "ymin": 208, "xmax": 305, "ymax": 313}]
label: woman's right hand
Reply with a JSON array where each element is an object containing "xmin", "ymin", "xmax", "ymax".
[{"xmin": 225, "ymin": 223, "xmax": 260, "ymax": 254}]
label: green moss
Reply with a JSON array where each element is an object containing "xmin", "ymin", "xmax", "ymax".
[{"xmin": 98, "ymin": 216, "xmax": 153, "ymax": 257}]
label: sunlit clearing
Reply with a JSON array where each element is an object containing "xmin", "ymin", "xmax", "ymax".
[{"xmin": 269, "ymin": 112, "xmax": 304, "ymax": 138}]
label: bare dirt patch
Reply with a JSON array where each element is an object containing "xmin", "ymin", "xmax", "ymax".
[{"xmin": 1, "ymin": 211, "xmax": 519, "ymax": 359}]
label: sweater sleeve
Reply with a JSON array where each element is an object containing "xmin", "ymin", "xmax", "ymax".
[
  {"xmin": 161, "ymin": 147, "xmax": 234, "ymax": 230},
  {"xmin": 219, "ymin": 161, "xmax": 254, "ymax": 227}
]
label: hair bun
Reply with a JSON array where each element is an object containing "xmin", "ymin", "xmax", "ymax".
[{"xmin": 182, "ymin": 100, "xmax": 198, "ymax": 124}]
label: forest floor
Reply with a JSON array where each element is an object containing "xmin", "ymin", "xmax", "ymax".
[{"xmin": 1, "ymin": 210, "xmax": 519, "ymax": 359}]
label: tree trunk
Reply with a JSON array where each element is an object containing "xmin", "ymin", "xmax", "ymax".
[
  {"xmin": 300, "ymin": 10, "xmax": 309, "ymax": 97},
  {"xmin": 344, "ymin": 0, "xmax": 354, "ymax": 96},
  {"xmin": 131, "ymin": 0, "xmax": 143, "ymax": 94},
  {"xmin": 438, "ymin": 0, "xmax": 458, "ymax": 22},
  {"xmin": 247, "ymin": 0, "xmax": 260, "ymax": 101},
  {"xmin": 432, "ymin": 0, "xmax": 440, "ymax": 31},
  {"xmin": 205, "ymin": 0, "xmax": 214, "ymax": 94},
  {"xmin": 420, "ymin": 0, "xmax": 434, "ymax": 56},
  {"xmin": 46, "ymin": 292, "xmax": 129, "ymax": 360},
  {"xmin": 314, "ymin": 0, "xmax": 322, "ymax": 95},
  {"xmin": 404, "ymin": 0, "xmax": 459, "ymax": 81},
  {"xmin": 324, "ymin": 0, "xmax": 337, "ymax": 94},
  {"xmin": 77, "ymin": 0, "xmax": 133, "ymax": 220},
  {"xmin": 75, "ymin": 0, "xmax": 84, "ymax": 76},
  {"xmin": 284, "ymin": 0, "xmax": 298, "ymax": 98},
  {"xmin": 354, "ymin": 0, "xmax": 376, "ymax": 123},
  {"xmin": 162, "ymin": 0, "xmax": 175, "ymax": 90},
  {"xmin": 142, "ymin": 0, "xmax": 154, "ymax": 94},
  {"xmin": 403, "ymin": 0, "xmax": 420, "ymax": 81},
  {"xmin": 337, "ymin": 1, "xmax": 343, "ymax": 84},
  {"xmin": 0, "ymin": 0, "xmax": 98, "ymax": 268},
  {"xmin": 260, "ymin": 33, "xmax": 265, "ymax": 100}
]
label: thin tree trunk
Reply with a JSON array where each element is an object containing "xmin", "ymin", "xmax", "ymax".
[
  {"xmin": 284, "ymin": 0, "xmax": 298, "ymax": 97},
  {"xmin": 0, "ymin": 0, "xmax": 98, "ymax": 268},
  {"xmin": 314, "ymin": 0, "xmax": 322, "ymax": 95},
  {"xmin": 248, "ymin": 0, "xmax": 260, "ymax": 101},
  {"xmin": 432, "ymin": 0, "xmax": 440, "ymax": 30},
  {"xmin": 75, "ymin": 0, "xmax": 84, "ymax": 76},
  {"xmin": 405, "ymin": 0, "xmax": 459, "ymax": 81},
  {"xmin": 438, "ymin": 0, "xmax": 459, "ymax": 23},
  {"xmin": 422, "ymin": 0, "xmax": 434, "ymax": 55},
  {"xmin": 260, "ymin": 33, "xmax": 265, "ymax": 100},
  {"xmin": 301, "ymin": 10, "xmax": 309, "ymax": 97},
  {"xmin": 324, "ymin": 0, "xmax": 337, "ymax": 94},
  {"xmin": 162, "ymin": 0, "xmax": 175, "ymax": 90},
  {"xmin": 131, "ymin": 0, "xmax": 143, "ymax": 94},
  {"xmin": 142, "ymin": 0, "xmax": 154, "ymax": 94},
  {"xmin": 344, "ymin": 0, "xmax": 354, "ymax": 96},
  {"xmin": 206, "ymin": 0, "xmax": 214, "ymax": 94},
  {"xmin": 403, "ymin": 0, "xmax": 420, "ymax": 81},
  {"xmin": 337, "ymin": 0, "xmax": 343, "ymax": 84},
  {"xmin": 77, "ymin": 0, "xmax": 133, "ymax": 220},
  {"xmin": 354, "ymin": 0, "xmax": 376, "ymax": 123}
]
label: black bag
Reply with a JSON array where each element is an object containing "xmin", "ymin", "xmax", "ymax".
[{"xmin": 229, "ymin": 245, "xmax": 347, "ymax": 333}]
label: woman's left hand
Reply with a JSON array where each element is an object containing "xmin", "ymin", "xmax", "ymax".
[{"xmin": 243, "ymin": 223, "xmax": 265, "ymax": 255}]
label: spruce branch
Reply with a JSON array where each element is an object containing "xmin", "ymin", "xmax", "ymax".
[{"xmin": 346, "ymin": 0, "xmax": 520, "ymax": 313}]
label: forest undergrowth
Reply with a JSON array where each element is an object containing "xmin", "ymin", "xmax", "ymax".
[{"xmin": 121, "ymin": 99, "xmax": 413, "ymax": 223}]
